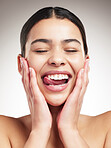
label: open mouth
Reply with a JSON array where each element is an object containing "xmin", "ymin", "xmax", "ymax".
[
  {"xmin": 42, "ymin": 74, "xmax": 69, "ymax": 85},
  {"xmin": 41, "ymin": 71, "xmax": 72, "ymax": 92}
]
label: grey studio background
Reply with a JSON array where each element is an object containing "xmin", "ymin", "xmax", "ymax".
[{"xmin": 0, "ymin": 0, "xmax": 111, "ymax": 117}]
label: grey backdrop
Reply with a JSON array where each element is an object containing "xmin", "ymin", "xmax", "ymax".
[{"xmin": 0, "ymin": 0, "xmax": 111, "ymax": 117}]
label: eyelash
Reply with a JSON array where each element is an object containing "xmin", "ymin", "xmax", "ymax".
[
  {"xmin": 65, "ymin": 49, "xmax": 78, "ymax": 52},
  {"xmin": 35, "ymin": 50, "xmax": 48, "ymax": 53},
  {"xmin": 34, "ymin": 49, "xmax": 78, "ymax": 53}
]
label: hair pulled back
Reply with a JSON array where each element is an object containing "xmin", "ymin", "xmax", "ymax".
[{"xmin": 20, "ymin": 7, "xmax": 88, "ymax": 57}]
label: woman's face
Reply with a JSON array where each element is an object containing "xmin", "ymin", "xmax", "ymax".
[{"xmin": 25, "ymin": 18, "xmax": 86, "ymax": 106}]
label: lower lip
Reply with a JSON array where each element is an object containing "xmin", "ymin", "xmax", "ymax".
[{"xmin": 43, "ymin": 81, "xmax": 69, "ymax": 92}]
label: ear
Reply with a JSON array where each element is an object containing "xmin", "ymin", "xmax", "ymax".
[{"xmin": 17, "ymin": 54, "xmax": 22, "ymax": 75}]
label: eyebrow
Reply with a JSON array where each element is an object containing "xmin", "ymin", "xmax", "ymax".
[
  {"xmin": 31, "ymin": 38, "xmax": 81, "ymax": 45},
  {"xmin": 63, "ymin": 39, "xmax": 81, "ymax": 45},
  {"xmin": 31, "ymin": 39, "xmax": 51, "ymax": 45}
]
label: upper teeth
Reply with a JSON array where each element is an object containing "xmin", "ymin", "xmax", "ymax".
[{"xmin": 48, "ymin": 74, "xmax": 69, "ymax": 80}]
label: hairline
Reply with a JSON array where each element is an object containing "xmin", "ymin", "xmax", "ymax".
[{"xmin": 21, "ymin": 7, "xmax": 88, "ymax": 57}]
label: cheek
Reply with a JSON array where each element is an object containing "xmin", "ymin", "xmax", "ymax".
[
  {"xmin": 27, "ymin": 54, "xmax": 45, "ymax": 73},
  {"xmin": 69, "ymin": 55, "xmax": 84, "ymax": 73}
]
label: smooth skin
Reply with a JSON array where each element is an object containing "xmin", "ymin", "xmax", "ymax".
[{"xmin": 0, "ymin": 18, "xmax": 111, "ymax": 148}]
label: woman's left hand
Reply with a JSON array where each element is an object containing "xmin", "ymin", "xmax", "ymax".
[{"xmin": 57, "ymin": 59, "xmax": 90, "ymax": 147}]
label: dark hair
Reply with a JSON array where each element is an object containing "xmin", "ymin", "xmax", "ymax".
[{"xmin": 20, "ymin": 7, "xmax": 88, "ymax": 57}]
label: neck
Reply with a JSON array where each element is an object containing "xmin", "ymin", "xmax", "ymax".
[
  {"xmin": 47, "ymin": 104, "xmax": 64, "ymax": 148},
  {"xmin": 48, "ymin": 104, "xmax": 63, "ymax": 118}
]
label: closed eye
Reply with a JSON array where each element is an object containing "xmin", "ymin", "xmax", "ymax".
[
  {"xmin": 65, "ymin": 49, "xmax": 78, "ymax": 52},
  {"xmin": 35, "ymin": 50, "xmax": 48, "ymax": 53}
]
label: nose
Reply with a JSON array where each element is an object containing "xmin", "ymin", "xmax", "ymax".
[{"xmin": 48, "ymin": 51, "xmax": 66, "ymax": 67}]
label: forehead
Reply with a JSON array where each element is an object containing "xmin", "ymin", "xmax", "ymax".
[{"xmin": 28, "ymin": 18, "xmax": 82, "ymax": 43}]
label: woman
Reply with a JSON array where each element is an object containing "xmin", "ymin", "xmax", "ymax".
[{"xmin": 0, "ymin": 7, "xmax": 111, "ymax": 148}]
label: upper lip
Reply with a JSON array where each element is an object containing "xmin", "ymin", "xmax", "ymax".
[{"xmin": 41, "ymin": 70, "xmax": 72, "ymax": 78}]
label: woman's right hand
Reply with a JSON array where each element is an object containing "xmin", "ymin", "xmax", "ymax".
[{"xmin": 20, "ymin": 57, "xmax": 52, "ymax": 148}]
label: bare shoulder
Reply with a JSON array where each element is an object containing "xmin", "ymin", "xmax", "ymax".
[
  {"xmin": 95, "ymin": 111, "xmax": 111, "ymax": 147},
  {"xmin": 81, "ymin": 111, "xmax": 111, "ymax": 126},
  {"xmin": 84, "ymin": 111, "xmax": 111, "ymax": 131},
  {"xmin": 0, "ymin": 115, "xmax": 30, "ymax": 148},
  {"xmin": 0, "ymin": 114, "xmax": 29, "ymax": 133},
  {"xmin": 79, "ymin": 111, "xmax": 111, "ymax": 147},
  {"xmin": 94, "ymin": 111, "xmax": 111, "ymax": 128}
]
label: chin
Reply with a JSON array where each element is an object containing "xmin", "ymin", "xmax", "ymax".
[
  {"xmin": 47, "ymin": 100, "xmax": 65, "ymax": 107},
  {"xmin": 45, "ymin": 94, "xmax": 68, "ymax": 107}
]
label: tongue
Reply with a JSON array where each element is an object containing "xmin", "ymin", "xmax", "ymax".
[{"xmin": 43, "ymin": 76, "xmax": 67, "ymax": 85}]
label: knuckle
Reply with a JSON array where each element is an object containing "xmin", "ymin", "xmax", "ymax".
[
  {"xmin": 30, "ymin": 88, "xmax": 38, "ymax": 103},
  {"xmin": 32, "ymin": 96, "xmax": 38, "ymax": 105},
  {"xmin": 24, "ymin": 77, "xmax": 28, "ymax": 85}
]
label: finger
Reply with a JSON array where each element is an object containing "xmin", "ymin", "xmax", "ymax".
[
  {"xmin": 64, "ymin": 68, "xmax": 84, "ymax": 109},
  {"xmin": 22, "ymin": 58, "xmax": 29, "ymax": 89},
  {"xmin": 20, "ymin": 58, "xmax": 33, "ymax": 112},
  {"xmin": 58, "ymin": 69, "xmax": 84, "ymax": 124},
  {"xmin": 20, "ymin": 58, "xmax": 28, "ymax": 89},
  {"xmin": 29, "ymin": 67, "xmax": 48, "ymax": 106},
  {"xmin": 29, "ymin": 68, "xmax": 51, "ymax": 121},
  {"xmin": 79, "ymin": 59, "xmax": 89, "ymax": 105}
]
